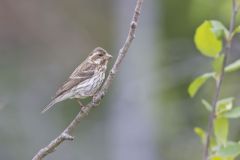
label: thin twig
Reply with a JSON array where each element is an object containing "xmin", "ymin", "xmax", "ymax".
[
  {"xmin": 32, "ymin": 0, "xmax": 143, "ymax": 160},
  {"xmin": 203, "ymin": 1, "xmax": 238, "ymax": 160}
]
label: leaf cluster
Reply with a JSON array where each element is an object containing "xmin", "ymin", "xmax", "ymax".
[{"xmin": 189, "ymin": 20, "xmax": 240, "ymax": 160}]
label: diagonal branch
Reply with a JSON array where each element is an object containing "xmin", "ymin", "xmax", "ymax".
[{"xmin": 32, "ymin": 0, "xmax": 144, "ymax": 159}]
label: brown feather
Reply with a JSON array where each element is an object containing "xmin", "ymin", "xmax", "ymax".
[{"xmin": 54, "ymin": 60, "xmax": 96, "ymax": 98}]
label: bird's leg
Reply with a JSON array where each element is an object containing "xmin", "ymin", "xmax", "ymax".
[
  {"xmin": 77, "ymin": 99, "xmax": 84, "ymax": 107},
  {"xmin": 76, "ymin": 99, "xmax": 88, "ymax": 115}
]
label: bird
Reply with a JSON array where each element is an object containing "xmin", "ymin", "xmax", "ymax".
[{"xmin": 41, "ymin": 47, "xmax": 112, "ymax": 113}]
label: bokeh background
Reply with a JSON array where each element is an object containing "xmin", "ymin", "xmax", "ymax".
[{"xmin": 0, "ymin": 0, "xmax": 240, "ymax": 160}]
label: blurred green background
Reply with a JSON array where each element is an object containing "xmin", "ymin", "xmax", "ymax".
[{"xmin": 0, "ymin": 0, "xmax": 240, "ymax": 160}]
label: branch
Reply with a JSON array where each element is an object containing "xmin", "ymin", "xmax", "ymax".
[
  {"xmin": 203, "ymin": 1, "xmax": 239, "ymax": 160},
  {"xmin": 32, "ymin": 0, "xmax": 144, "ymax": 159}
]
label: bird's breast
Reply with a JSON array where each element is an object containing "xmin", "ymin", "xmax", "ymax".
[{"xmin": 72, "ymin": 72, "xmax": 105, "ymax": 98}]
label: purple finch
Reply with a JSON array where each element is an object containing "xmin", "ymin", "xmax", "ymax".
[{"xmin": 42, "ymin": 47, "xmax": 112, "ymax": 113}]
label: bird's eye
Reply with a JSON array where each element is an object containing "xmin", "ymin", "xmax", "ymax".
[{"xmin": 98, "ymin": 53, "xmax": 104, "ymax": 57}]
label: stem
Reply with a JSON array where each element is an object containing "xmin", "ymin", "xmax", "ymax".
[
  {"xmin": 32, "ymin": 0, "xmax": 144, "ymax": 159},
  {"xmin": 203, "ymin": 1, "xmax": 238, "ymax": 160}
]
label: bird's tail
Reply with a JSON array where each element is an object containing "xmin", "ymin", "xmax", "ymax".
[{"xmin": 41, "ymin": 98, "xmax": 59, "ymax": 114}]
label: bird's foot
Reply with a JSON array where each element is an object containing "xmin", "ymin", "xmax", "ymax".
[
  {"xmin": 80, "ymin": 106, "xmax": 89, "ymax": 115},
  {"xmin": 92, "ymin": 94, "xmax": 101, "ymax": 107},
  {"xmin": 77, "ymin": 99, "xmax": 88, "ymax": 115}
]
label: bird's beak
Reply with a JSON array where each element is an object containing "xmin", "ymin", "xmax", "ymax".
[{"xmin": 106, "ymin": 53, "xmax": 113, "ymax": 59}]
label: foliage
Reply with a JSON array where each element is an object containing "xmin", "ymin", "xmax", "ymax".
[{"xmin": 189, "ymin": 15, "xmax": 240, "ymax": 160}]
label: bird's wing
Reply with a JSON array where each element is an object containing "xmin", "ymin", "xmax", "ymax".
[{"xmin": 54, "ymin": 61, "xmax": 96, "ymax": 98}]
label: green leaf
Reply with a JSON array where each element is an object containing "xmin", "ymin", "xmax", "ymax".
[
  {"xmin": 225, "ymin": 59, "xmax": 240, "ymax": 73},
  {"xmin": 210, "ymin": 20, "xmax": 229, "ymax": 39},
  {"xmin": 188, "ymin": 73, "xmax": 214, "ymax": 97},
  {"xmin": 223, "ymin": 107, "xmax": 240, "ymax": 118},
  {"xmin": 214, "ymin": 117, "xmax": 228, "ymax": 146},
  {"xmin": 217, "ymin": 143, "xmax": 240, "ymax": 158},
  {"xmin": 216, "ymin": 98, "xmax": 234, "ymax": 115},
  {"xmin": 194, "ymin": 127, "xmax": 206, "ymax": 144},
  {"xmin": 211, "ymin": 155, "xmax": 223, "ymax": 160},
  {"xmin": 202, "ymin": 99, "xmax": 212, "ymax": 111},
  {"xmin": 210, "ymin": 156, "xmax": 234, "ymax": 160},
  {"xmin": 233, "ymin": 25, "xmax": 240, "ymax": 36},
  {"xmin": 212, "ymin": 54, "xmax": 225, "ymax": 75},
  {"xmin": 194, "ymin": 21, "xmax": 223, "ymax": 57}
]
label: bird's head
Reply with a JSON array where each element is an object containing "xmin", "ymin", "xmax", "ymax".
[{"xmin": 88, "ymin": 47, "xmax": 112, "ymax": 65}]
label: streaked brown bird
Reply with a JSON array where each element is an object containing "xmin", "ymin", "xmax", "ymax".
[{"xmin": 42, "ymin": 47, "xmax": 112, "ymax": 113}]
